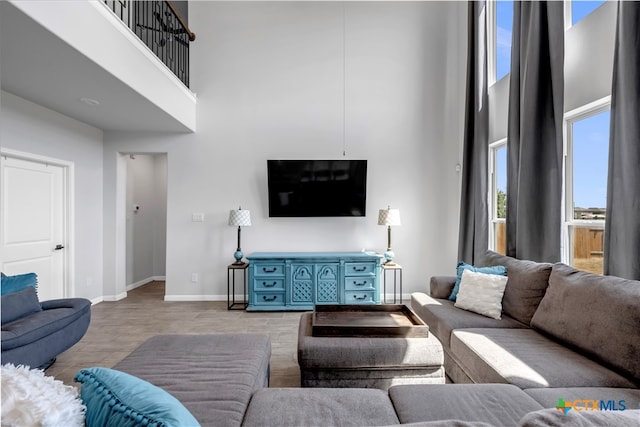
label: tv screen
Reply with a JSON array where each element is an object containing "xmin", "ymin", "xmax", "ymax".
[{"xmin": 267, "ymin": 160, "xmax": 367, "ymax": 217}]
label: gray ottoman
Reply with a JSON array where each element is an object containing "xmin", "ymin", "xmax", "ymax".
[
  {"xmin": 114, "ymin": 334, "xmax": 271, "ymax": 427},
  {"xmin": 297, "ymin": 312, "xmax": 445, "ymax": 390}
]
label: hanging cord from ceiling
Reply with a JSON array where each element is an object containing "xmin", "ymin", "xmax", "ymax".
[{"xmin": 342, "ymin": 1, "xmax": 347, "ymax": 157}]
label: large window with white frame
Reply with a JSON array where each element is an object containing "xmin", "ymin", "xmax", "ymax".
[
  {"xmin": 489, "ymin": 140, "xmax": 507, "ymax": 254},
  {"xmin": 563, "ymin": 98, "xmax": 610, "ymax": 274}
]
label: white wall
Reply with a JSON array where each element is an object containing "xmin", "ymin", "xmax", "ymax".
[
  {"xmin": 125, "ymin": 154, "xmax": 167, "ymax": 287},
  {"xmin": 0, "ymin": 90, "xmax": 104, "ymax": 301},
  {"xmin": 103, "ymin": 1, "xmax": 467, "ymax": 300}
]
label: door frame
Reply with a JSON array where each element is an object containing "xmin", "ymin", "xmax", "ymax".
[{"xmin": 0, "ymin": 147, "xmax": 75, "ymax": 297}]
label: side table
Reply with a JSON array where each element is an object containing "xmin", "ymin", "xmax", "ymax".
[
  {"xmin": 382, "ymin": 264, "xmax": 403, "ymax": 304},
  {"xmin": 227, "ymin": 263, "xmax": 249, "ymax": 310}
]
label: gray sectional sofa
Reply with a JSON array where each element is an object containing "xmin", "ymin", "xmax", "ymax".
[{"xmin": 72, "ymin": 253, "xmax": 640, "ymax": 426}]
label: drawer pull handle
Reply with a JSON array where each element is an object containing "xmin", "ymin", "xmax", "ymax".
[
  {"xmin": 352, "ymin": 266, "xmax": 367, "ymax": 272},
  {"xmin": 263, "ymin": 281, "xmax": 277, "ymax": 287},
  {"xmin": 263, "ymin": 267, "xmax": 277, "ymax": 273},
  {"xmin": 353, "ymin": 295, "xmax": 367, "ymax": 300},
  {"xmin": 353, "ymin": 281, "xmax": 366, "ymax": 286},
  {"xmin": 263, "ymin": 295, "xmax": 278, "ymax": 302}
]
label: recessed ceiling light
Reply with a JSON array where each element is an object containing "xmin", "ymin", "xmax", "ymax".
[{"xmin": 79, "ymin": 97, "xmax": 100, "ymax": 106}]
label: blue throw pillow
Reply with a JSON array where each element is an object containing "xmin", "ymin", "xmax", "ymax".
[
  {"xmin": 1, "ymin": 286, "xmax": 42, "ymax": 324},
  {"xmin": 1, "ymin": 273, "xmax": 38, "ymax": 296},
  {"xmin": 448, "ymin": 262, "xmax": 507, "ymax": 301},
  {"xmin": 74, "ymin": 367, "xmax": 200, "ymax": 427}
]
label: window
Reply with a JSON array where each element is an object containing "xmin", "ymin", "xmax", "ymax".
[
  {"xmin": 570, "ymin": 0, "xmax": 606, "ymax": 27},
  {"xmin": 489, "ymin": 1, "xmax": 513, "ymax": 84},
  {"xmin": 489, "ymin": 140, "xmax": 507, "ymax": 254},
  {"xmin": 564, "ymin": 100, "xmax": 610, "ymax": 274}
]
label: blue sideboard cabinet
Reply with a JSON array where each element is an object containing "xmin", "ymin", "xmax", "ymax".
[{"xmin": 246, "ymin": 252, "xmax": 382, "ymax": 311}]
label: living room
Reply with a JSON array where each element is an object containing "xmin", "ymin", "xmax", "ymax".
[{"xmin": 2, "ymin": 0, "xmax": 639, "ymax": 425}]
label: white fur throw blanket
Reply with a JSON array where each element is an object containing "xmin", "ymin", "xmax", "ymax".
[{"xmin": 1, "ymin": 364, "xmax": 85, "ymax": 427}]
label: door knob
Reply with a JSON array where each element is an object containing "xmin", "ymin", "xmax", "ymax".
[{"xmin": 54, "ymin": 244, "xmax": 65, "ymax": 250}]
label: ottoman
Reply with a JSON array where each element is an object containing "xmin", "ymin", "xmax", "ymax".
[
  {"xmin": 297, "ymin": 312, "xmax": 445, "ymax": 390},
  {"xmin": 113, "ymin": 334, "xmax": 271, "ymax": 427}
]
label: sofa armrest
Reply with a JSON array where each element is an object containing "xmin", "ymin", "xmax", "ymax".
[
  {"xmin": 429, "ymin": 276, "xmax": 456, "ymax": 299},
  {"xmin": 40, "ymin": 298, "xmax": 91, "ymax": 311}
]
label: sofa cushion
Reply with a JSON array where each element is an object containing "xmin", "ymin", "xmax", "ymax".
[
  {"xmin": 450, "ymin": 328, "xmax": 637, "ymax": 389},
  {"xmin": 518, "ymin": 408, "xmax": 640, "ymax": 427},
  {"xmin": 483, "ymin": 251, "xmax": 552, "ymax": 325},
  {"xmin": 411, "ymin": 293, "xmax": 527, "ymax": 349},
  {"xmin": 1, "ymin": 273, "xmax": 38, "ymax": 296},
  {"xmin": 1, "ymin": 286, "xmax": 42, "ymax": 324},
  {"xmin": 243, "ymin": 388, "xmax": 400, "ymax": 426},
  {"xmin": 449, "ymin": 262, "xmax": 507, "ymax": 301},
  {"xmin": 531, "ymin": 263, "xmax": 640, "ymax": 383},
  {"xmin": 113, "ymin": 334, "xmax": 270, "ymax": 427},
  {"xmin": 523, "ymin": 387, "xmax": 640, "ymax": 411},
  {"xmin": 1, "ymin": 299, "xmax": 91, "ymax": 351},
  {"xmin": 75, "ymin": 367, "xmax": 200, "ymax": 427},
  {"xmin": 389, "ymin": 384, "xmax": 543, "ymax": 425},
  {"xmin": 454, "ymin": 270, "xmax": 508, "ymax": 319}
]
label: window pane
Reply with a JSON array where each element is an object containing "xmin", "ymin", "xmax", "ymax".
[
  {"xmin": 572, "ymin": 225, "xmax": 604, "ymax": 274},
  {"xmin": 572, "ymin": 110, "xmax": 609, "ymax": 218},
  {"xmin": 496, "ymin": 145, "xmax": 507, "ymax": 219},
  {"xmin": 572, "ymin": 0, "xmax": 606, "ymax": 26},
  {"xmin": 570, "ymin": 109, "xmax": 609, "ymax": 275},
  {"xmin": 495, "ymin": 1, "xmax": 513, "ymax": 81}
]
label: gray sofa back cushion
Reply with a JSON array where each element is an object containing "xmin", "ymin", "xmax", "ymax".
[
  {"xmin": 483, "ymin": 251, "xmax": 552, "ymax": 325},
  {"xmin": 531, "ymin": 263, "xmax": 640, "ymax": 383}
]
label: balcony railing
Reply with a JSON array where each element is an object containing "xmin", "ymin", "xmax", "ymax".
[{"xmin": 103, "ymin": 0, "xmax": 195, "ymax": 87}]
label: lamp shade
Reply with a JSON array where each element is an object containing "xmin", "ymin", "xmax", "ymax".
[
  {"xmin": 378, "ymin": 207, "xmax": 401, "ymax": 226},
  {"xmin": 229, "ymin": 208, "xmax": 251, "ymax": 227}
]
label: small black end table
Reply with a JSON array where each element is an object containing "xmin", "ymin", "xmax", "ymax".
[
  {"xmin": 227, "ymin": 263, "xmax": 249, "ymax": 310},
  {"xmin": 382, "ymin": 264, "xmax": 403, "ymax": 304}
]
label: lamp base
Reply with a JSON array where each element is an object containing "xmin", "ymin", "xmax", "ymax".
[
  {"xmin": 233, "ymin": 249, "xmax": 244, "ymax": 265},
  {"xmin": 383, "ymin": 249, "xmax": 395, "ymax": 265}
]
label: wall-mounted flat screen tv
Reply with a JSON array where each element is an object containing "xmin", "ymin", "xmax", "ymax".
[{"xmin": 267, "ymin": 159, "xmax": 367, "ymax": 217}]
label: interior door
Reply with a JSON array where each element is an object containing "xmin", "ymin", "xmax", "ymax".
[{"xmin": 1, "ymin": 155, "xmax": 66, "ymax": 300}]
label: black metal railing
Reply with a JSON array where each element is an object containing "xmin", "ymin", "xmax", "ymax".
[{"xmin": 103, "ymin": 1, "xmax": 195, "ymax": 88}]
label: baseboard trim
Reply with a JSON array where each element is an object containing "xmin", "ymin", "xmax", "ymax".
[
  {"xmin": 127, "ymin": 276, "xmax": 166, "ymax": 291},
  {"xmin": 103, "ymin": 291, "xmax": 127, "ymax": 301}
]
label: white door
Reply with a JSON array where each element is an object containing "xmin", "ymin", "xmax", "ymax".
[{"xmin": 1, "ymin": 155, "xmax": 66, "ymax": 300}]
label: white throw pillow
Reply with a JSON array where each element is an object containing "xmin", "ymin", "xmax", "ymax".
[{"xmin": 454, "ymin": 269, "xmax": 509, "ymax": 319}]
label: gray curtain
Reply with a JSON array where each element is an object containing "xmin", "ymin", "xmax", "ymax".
[
  {"xmin": 506, "ymin": 1, "xmax": 564, "ymax": 262},
  {"xmin": 603, "ymin": 1, "xmax": 640, "ymax": 280},
  {"xmin": 457, "ymin": 0, "xmax": 488, "ymax": 264}
]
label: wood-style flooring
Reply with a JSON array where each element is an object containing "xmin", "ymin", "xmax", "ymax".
[{"xmin": 46, "ymin": 281, "xmax": 302, "ymax": 388}]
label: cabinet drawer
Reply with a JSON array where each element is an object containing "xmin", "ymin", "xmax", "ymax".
[
  {"xmin": 254, "ymin": 264, "xmax": 285, "ymax": 276},
  {"xmin": 344, "ymin": 277, "xmax": 375, "ymax": 291},
  {"xmin": 345, "ymin": 262, "xmax": 376, "ymax": 276},
  {"xmin": 253, "ymin": 278, "xmax": 285, "ymax": 291},
  {"xmin": 344, "ymin": 291, "xmax": 376, "ymax": 304},
  {"xmin": 252, "ymin": 292, "xmax": 285, "ymax": 306}
]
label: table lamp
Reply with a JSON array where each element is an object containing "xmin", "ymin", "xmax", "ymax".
[
  {"xmin": 228, "ymin": 206, "xmax": 251, "ymax": 265},
  {"xmin": 378, "ymin": 205, "xmax": 401, "ymax": 265}
]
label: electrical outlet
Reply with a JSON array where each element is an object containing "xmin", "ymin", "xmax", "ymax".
[
  {"xmin": 191, "ymin": 273, "xmax": 198, "ymax": 283},
  {"xmin": 192, "ymin": 213, "xmax": 205, "ymax": 222}
]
